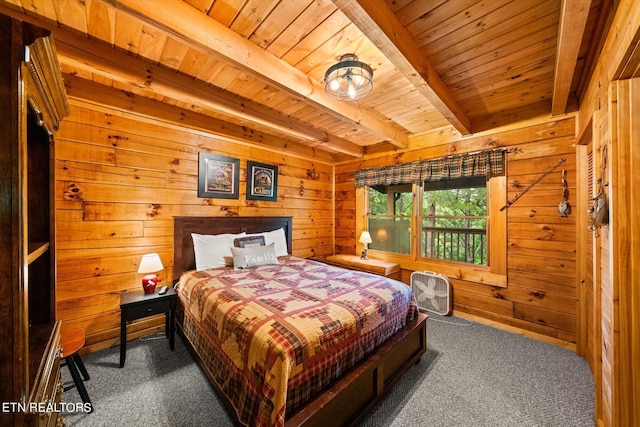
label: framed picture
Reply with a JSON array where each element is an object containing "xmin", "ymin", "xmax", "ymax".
[
  {"xmin": 246, "ymin": 161, "xmax": 278, "ymax": 201},
  {"xmin": 198, "ymin": 153, "xmax": 239, "ymax": 199}
]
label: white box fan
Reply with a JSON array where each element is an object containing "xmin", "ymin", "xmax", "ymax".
[{"xmin": 410, "ymin": 271, "xmax": 452, "ymax": 315}]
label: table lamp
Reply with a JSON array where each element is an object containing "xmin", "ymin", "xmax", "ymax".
[
  {"xmin": 138, "ymin": 253, "xmax": 164, "ymax": 294},
  {"xmin": 359, "ymin": 231, "xmax": 373, "ymax": 259}
]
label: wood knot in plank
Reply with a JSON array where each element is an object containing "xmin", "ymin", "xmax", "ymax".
[
  {"xmin": 63, "ymin": 183, "xmax": 84, "ymax": 201},
  {"xmin": 147, "ymin": 204, "xmax": 161, "ymax": 218},
  {"xmin": 145, "ymin": 69, "xmax": 153, "ymax": 87},
  {"xmin": 484, "ymin": 138, "xmax": 496, "ymax": 146},
  {"xmin": 531, "ymin": 291, "xmax": 545, "ymax": 300},
  {"xmin": 108, "ymin": 134, "xmax": 128, "ymax": 147}
]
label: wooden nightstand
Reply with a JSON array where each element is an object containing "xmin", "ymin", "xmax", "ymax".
[
  {"xmin": 119, "ymin": 286, "xmax": 177, "ymax": 367},
  {"xmin": 320, "ymin": 254, "xmax": 402, "ymax": 280}
]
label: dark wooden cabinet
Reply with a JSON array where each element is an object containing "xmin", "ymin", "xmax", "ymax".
[{"xmin": 0, "ymin": 14, "xmax": 69, "ymax": 427}]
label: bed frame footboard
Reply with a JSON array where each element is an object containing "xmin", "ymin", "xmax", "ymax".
[
  {"xmin": 285, "ymin": 312, "xmax": 428, "ymax": 427},
  {"xmin": 177, "ymin": 312, "xmax": 427, "ymax": 427}
]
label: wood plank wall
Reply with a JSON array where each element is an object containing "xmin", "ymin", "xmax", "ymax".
[
  {"xmin": 575, "ymin": 2, "xmax": 640, "ymax": 425},
  {"xmin": 595, "ymin": 100, "xmax": 613, "ymax": 426},
  {"xmin": 594, "ymin": 78, "xmax": 640, "ymax": 427},
  {"xmin": 55, "ymin": 99, "xmax": 334, "ymax": 353},
  {"xmin": 336, "ymin": 118, "xmax": 578, "ymax": 343}
]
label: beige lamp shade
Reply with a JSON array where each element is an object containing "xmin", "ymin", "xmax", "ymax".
[
  {"xmin": 138, "ymin": 253, "xmax": 164, "ymax": 274},
  {"xmin": 359, "ymin": 231, "xmax": 373, "ymax": 245}
]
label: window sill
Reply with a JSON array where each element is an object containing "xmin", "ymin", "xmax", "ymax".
[{"xmin": 367, "ymin": 250, "xmax": 507, "ymax": 288}]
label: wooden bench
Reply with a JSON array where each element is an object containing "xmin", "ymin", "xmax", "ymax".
[{"xmin": 321, "ymin": 254, "xmax": 402, "ymax": 280}]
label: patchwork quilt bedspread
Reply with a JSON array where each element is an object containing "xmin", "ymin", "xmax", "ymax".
[{"xmin": 176, "ymin": 255, "xmax": 418, "ymax": 427}]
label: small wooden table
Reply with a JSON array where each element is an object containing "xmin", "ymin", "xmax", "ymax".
[
  {"xmin": 119, "ymin": 286, "xmax": 177, "ymax": 368},
  {"xmin": 320, "ymin": 254, "xmax": 402, "ymax": 280}
]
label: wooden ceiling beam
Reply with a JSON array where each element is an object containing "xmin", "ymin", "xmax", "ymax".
[
  {"xmin": 552, "ymin": 0, "xmax": 592, "ymax": 116},
  {"xmin": 62, "ymin": 74, "xmax": 338, "ymax": 163},
  {"xmin": 54, "ymin": 36, "xmax": 363, "ymax": 158},
  {"xmin": 105, "ymin": 0, "xmax": 408, "ymax": 148},
  {"xmin": 332, "ymin": 0, "xmax": 472, "ymax": 136}
]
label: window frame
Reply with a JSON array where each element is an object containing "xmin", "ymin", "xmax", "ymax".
[
  {"xmin": 367, "ymin": 183, "xmax": 414, "ymax": 255},
  {"xmin": 356, "ymin": 176, "xmax": 507, "ymax": 288},
  {"xmin": 418, "ymin": 175, "xmax": 489, "ymax": 266}
]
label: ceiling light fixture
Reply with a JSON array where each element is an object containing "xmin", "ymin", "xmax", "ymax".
[{"xmin": 324, "ymin": 54, "xmax": 373, "ymax": 101}]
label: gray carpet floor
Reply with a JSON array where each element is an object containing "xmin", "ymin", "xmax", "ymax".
[{"xmin": 62, "ymin": 315, "xmax": 594, "ymax": 426}]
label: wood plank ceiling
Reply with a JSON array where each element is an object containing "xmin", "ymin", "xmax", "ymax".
[{"xmin": 1, "ymin": 0, "xmax": 612, "ymax": 159}]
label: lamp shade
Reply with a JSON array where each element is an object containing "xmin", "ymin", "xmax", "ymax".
[
  {"xmin": 324, "ymin": 54, "xmax": 373, "ymax": 101},
  {"xmin": 359, "ymin": 231, "xmax": 373, "ymax": 245},
  {"xmin": 138, "ymin": 253, "xmax": 164, "ymax": 274}
]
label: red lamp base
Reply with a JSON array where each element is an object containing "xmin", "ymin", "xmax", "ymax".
[{"xmin": 142, "ymin": 274, "xmax": 158, "ymax": 294}]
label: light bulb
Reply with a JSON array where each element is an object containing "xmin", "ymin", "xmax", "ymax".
[{"xmin": 347, "ymin": 80, "xmax": 357, "ymax": 99}]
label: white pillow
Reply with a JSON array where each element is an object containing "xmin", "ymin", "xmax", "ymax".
[
  {"xmin": 192, "ymin": 232, "xmax": 246, "ymax": 270},
  {"xmin": 245, "ymin": 228, "xmax": 288, "ymax": 257}
]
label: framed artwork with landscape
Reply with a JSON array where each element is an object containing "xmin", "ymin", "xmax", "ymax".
[
  {"xmin": 246, "ymin": 161, "xmax": 278, "ymax": 201},
  {"xmin": 198, "ymin": 153, "xmax": 239, "ymax": 199}
]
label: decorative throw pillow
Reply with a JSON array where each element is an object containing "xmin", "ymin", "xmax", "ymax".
[
  {"xmin": 233, "ymin": 235, "xmax": 266, "ymax": 248},
  {"xmin": 231, "ymin": 242, "xmax": 278, "ymax": 269},
  {"xmin": 192, "ymin": 232, "xmax": 245, "ymax": 270},
  {"xmin": 244, "ymin": 228, "xmax": 288, "ymax": 257}
]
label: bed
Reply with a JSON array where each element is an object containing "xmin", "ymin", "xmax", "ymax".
[{"xmin": 172, "ymin": 216, "xmax": 427, "ymax": 427}]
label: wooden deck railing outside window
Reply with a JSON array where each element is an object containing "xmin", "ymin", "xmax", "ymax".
[{"xmin": 421, "ymin": 226, "xmax": 487, "ymax": 265}]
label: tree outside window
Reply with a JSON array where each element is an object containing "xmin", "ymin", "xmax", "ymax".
[{"xmin": 421, "ymin": 177, "xmax": 487, "ymax": 265}]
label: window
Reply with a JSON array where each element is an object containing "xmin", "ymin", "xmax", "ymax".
[
  {"xmin": 367, "ymin": 184, "xmax": 412, "ymax": 254},
  {"xmin": 420, "ymin": 177, "xmax": 487, "ymax": 265},
  {"xmin": 356, "ymin": 149, "xmax": 503, "ymax": 270},
  {"xmin": 365, "ymin": 177, "xmax": 488, "ymax": 266}
]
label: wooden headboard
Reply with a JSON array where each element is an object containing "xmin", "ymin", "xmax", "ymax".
[{"xmin": 172, "ymin": 216, "xmax": 293, "ymax": 283}]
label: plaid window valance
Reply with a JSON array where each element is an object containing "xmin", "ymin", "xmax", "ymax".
[{"xmin": 354, "ymin": 149, "xmax": 504, "ymax": 187}]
